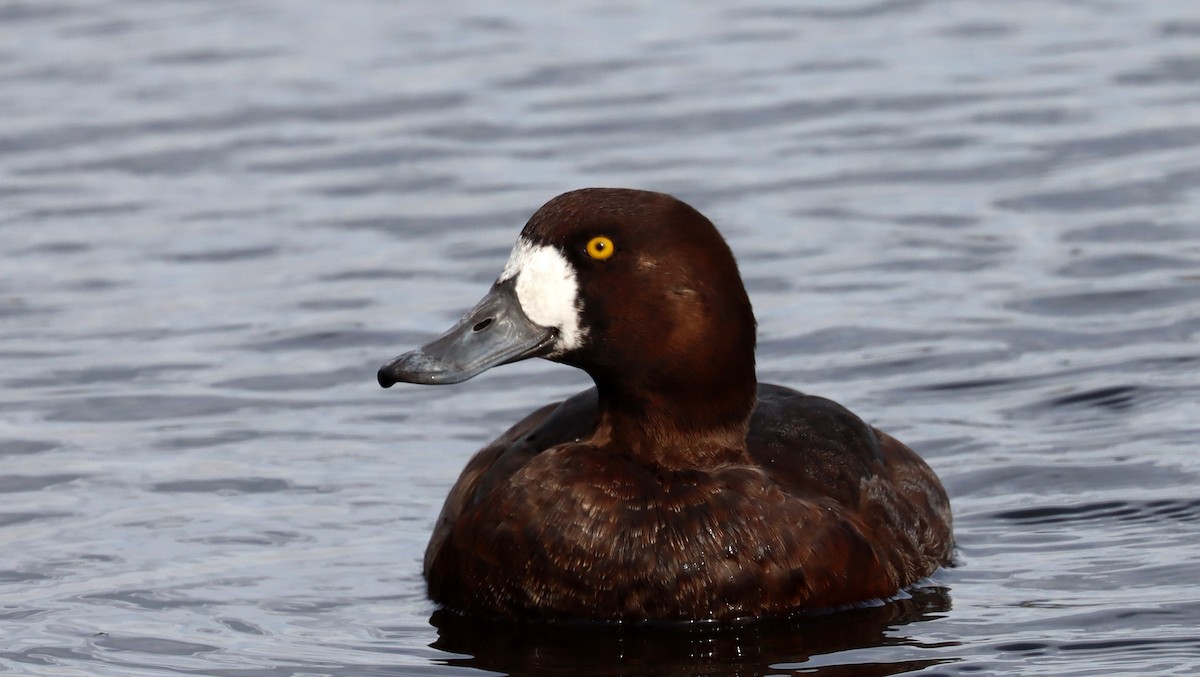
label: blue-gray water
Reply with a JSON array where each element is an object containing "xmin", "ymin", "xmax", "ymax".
[{"xmin": 3, "ymin": 1, "xmax": 1199, "ymax": 675}]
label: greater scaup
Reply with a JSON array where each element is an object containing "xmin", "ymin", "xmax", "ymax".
[{"xmin": 378, "ymin": 188, "xmax": 953, "ymax": 622}]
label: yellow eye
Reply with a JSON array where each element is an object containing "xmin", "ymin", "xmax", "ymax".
[{"xmin": 585, "ymin": 235, "xmax": 615, "ymax": 260}]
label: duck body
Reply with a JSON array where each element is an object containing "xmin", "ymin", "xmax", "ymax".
[
  {"xmin": 425, "ymin": 385, "xmax": 951, "ymax": 621},
  {"xmin": 379, "ymin": 188, "xmax": 953, "ymax": 622}
]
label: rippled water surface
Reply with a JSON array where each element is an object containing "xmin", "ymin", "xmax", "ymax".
[{"xmin": 3, "ymin": 1, "xmax": 1200, "ymax": 675}]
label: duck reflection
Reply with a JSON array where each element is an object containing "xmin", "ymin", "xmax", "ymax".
[{"xmin": 429, "ymin": 586, "xmax": 957, "ymax": 677}]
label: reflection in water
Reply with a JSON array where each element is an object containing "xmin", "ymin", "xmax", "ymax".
[{"xmin": 431, "ymin": 587, "xmax": 957, "ymax": 676}]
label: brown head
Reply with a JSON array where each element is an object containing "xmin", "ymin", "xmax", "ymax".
[{"xmin": 379, "ymin": 188, "xmax": 758, "ymax": 457}]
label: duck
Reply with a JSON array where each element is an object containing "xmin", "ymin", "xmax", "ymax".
[{"xmin": 377, "ymin": 188, "xmax": 953, "ymax": 622}]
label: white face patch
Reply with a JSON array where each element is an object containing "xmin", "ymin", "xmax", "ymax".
[{"xmin": 499, "ymin": 237, "xmax": 586, "ymax": 354}]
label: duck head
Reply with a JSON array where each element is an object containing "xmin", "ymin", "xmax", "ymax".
[{"xmin": 378, "ymin": 188, "xmax": 758, "ymax": 446}]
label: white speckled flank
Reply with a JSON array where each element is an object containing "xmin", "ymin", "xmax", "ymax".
[{"xmin": 500, "ymin": 238, "xmax": 586, "ymax": 353}]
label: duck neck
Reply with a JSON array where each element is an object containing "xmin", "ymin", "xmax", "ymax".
[{"xmin": 588, "ymin": 370, "xmax": 757, "ymax": 469}]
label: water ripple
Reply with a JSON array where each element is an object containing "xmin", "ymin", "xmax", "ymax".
[{"xmin": 3, "ymin": 1, "xmax": 1200, "ymax": 676}]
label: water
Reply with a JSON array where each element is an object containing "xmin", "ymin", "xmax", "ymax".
[{"xmin": 2, "ymin": 1, "xmax": 1199, "ymax": 674}]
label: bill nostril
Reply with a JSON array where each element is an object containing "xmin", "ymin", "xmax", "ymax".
[{"xmin": 472, "ymin": 318, "xmax": 493, "ymax": 332}]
